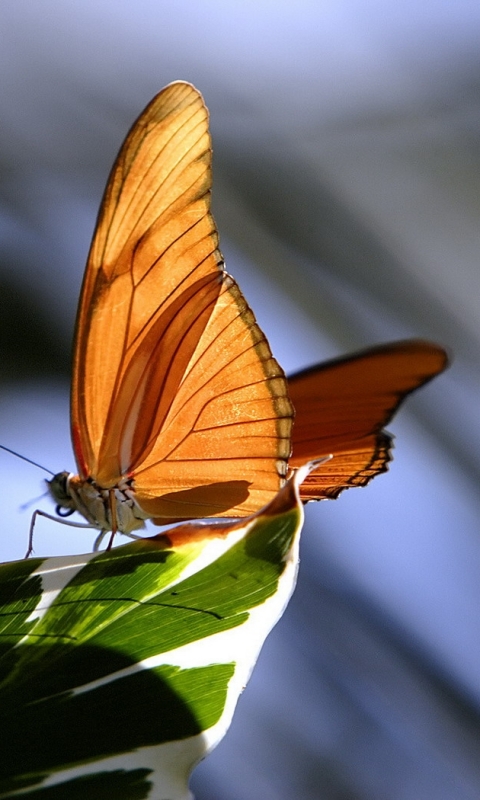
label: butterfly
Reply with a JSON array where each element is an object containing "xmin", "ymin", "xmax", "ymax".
[{"xmin": 38, "ymin": 81, "xmax": 446, "ymax": 552}]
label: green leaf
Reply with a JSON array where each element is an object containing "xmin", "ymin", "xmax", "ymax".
[{"xmin": 0, "ymin": 470, "xmax": 306, "ymax": 799}]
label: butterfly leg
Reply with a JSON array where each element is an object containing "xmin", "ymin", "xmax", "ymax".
[
  {"xmin": 26, "ymin": 509, "xmax": 94, "ymax": 558},
  {"xmin": 105, "ymin": 488, "xmax": 118, "ymax": 551},
  {"xmin": 92, "ymin": 529, "xmax": 109, "ymax": 551}
]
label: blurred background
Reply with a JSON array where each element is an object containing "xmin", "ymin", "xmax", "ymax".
[{"xmin": 1, "ymin": 1, "xmax": 480, "ymax": 797}]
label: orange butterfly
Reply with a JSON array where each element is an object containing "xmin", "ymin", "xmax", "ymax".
[{"xmin": 39, "ymin": 81, "xmax": 446, "ymax": 552}]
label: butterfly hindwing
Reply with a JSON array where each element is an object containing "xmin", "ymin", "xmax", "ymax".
[{"xmin": 287, "ymin": 340, "xmax": 448, "ymax": 500}]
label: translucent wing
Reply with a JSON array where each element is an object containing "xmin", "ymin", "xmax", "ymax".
[
  {"xmin": 287, "ymin": 340, "xmax": 448, "ymax": 500},
  {"xmin": 71, "ymin": 82, "xmax": 293, "ymax": 521}
]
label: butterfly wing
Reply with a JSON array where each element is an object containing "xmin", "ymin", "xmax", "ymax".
[
  {"xmin": 287, "ymin": 340, "xmax": 448, "ymax": 500},
  {"xmin": 71, "ymin": 81, "xmax": 293, "ymax": 521}
]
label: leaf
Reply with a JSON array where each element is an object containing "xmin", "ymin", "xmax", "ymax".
[{"xmin": 0, "ymin": 468, "xmax": 307, "ymax": 800}]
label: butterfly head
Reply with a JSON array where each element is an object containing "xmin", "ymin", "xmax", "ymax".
[{"xmin": 47, "ymin": 471, "xmax": 77, "ymax": 518}]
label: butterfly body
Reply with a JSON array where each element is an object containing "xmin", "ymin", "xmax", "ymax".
[{"xmin": 48, "ymin": 473, "xmax": 148, "ymax": 534}]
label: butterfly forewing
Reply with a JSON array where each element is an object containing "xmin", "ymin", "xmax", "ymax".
[
  {"xmin": 287, "ymin": 340, "xmax": 448, "ymax": 499},
  {"xmin": 71, "ymin": 82, "xmax": 293, "ymax": 520}
]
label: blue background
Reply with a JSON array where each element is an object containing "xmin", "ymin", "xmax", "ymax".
[{"xmin": 0, "ymin": 2, "xmax": 479, "ymax": 797}]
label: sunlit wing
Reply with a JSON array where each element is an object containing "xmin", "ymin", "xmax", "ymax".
[
  {"xmin": 71, "ymin": 81, "xmax": 293, "ymax": 521},
  {"xmin": 287, "ymin": 340, "xmax": 448, "ymax": 500}
]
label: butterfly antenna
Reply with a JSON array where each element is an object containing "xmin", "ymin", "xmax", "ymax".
[
  {"xmin": 19, "ymin": 491, "xmax": 50, "ymax": 512},
  {"xmin": 0, "ymin": 445, "xmax": 55, "ymax": 476}
]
